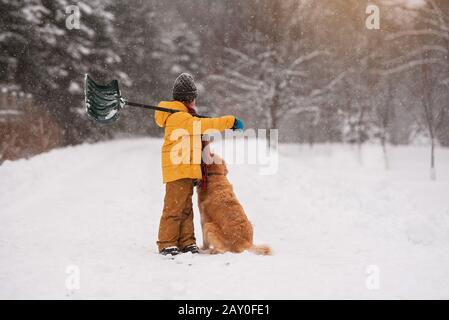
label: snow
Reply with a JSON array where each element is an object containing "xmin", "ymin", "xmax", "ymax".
[
  {"xmin": 403, "ymin": 0, "xmax": 427, "ymax": 8},
  {"xmin": 77, "ymin": 2, "xmax": 93, "ymax": 15},
  {"xmin": 105, "ymin": 109, "xmax": 118, "ymax": 120},
  {"xmin": 0, "ymin": 139, "xmax": 449, "ymax": 299},
  {"xmin": 68, "ymin": 82, "xmax": 82, "ymax": 94},
  {"xmin": 0, "ymin": 110, "xmax": 22, "ymax": 116}
]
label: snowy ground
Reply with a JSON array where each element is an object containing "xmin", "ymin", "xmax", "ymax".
[{"xmin": 1, "ymin": 138, "xmax": 449, "ymax": 299}]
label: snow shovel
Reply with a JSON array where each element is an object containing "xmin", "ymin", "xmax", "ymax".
[{"xmin": 84, "ymin": 74, "xmax": 207, "ymax": 124}]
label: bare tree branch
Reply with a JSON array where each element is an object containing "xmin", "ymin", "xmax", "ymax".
[
  {"xmin": 386, "ymin": 29, "xmax": 449, "ymax": 41},
  {"xmin": 371, "ymin": 58, "xmax": 446, "ymax": 76},
  {"xmin": 382, "ymin": 45, "xmax": 447, "ymax": 67}
]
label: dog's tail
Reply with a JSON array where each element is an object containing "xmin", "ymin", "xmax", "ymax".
[{"xmin": 249, "ymin": 244, "xmax": 272, "ymax": 256}]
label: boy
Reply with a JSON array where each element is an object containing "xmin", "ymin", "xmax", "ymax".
[{"xmin": 154, "ymin": 73, "xmax": 244, "ymax": 256}]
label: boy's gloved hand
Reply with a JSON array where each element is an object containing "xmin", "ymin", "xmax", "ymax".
[{"xmin": 232, "ymin": 117, "xmax": 245, "ymax": 130}]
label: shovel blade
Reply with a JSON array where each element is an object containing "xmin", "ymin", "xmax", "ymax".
[{"xmin": 84, "ymin": 74, "xmax": 124, "ymax": 124}]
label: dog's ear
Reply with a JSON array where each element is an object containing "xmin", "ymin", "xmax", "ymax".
[
  {"xmin": 222, "ymin": 159, "xmax": 228, "ymax": 176},
  {"xmin": 207, "ymin": 154, "xmax": 228, "ymax": 176},
  {"xmin": 217, "ymin": 157, "xmax": 228, "ymax": 176}
]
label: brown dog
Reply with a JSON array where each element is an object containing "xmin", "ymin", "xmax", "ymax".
[{"xmin": 197, "ymin": 155, "xmax": 271, "ymax": 255}]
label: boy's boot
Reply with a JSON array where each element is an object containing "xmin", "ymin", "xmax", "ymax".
[
  {"xmin": 160, "ymin": 246, "xmax": 180, "ymax": 256},
  {"xmin": 181, "ymin": 244, "xmax": 200, "ymax": 254}
]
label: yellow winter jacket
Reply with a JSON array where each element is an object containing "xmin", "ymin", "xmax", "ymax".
[{"xmin": 155, "ymin": 101, "xmax": 235, "ymax": 183}]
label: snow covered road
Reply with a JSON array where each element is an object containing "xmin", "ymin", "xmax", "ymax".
[{"xmin": 1, "ymin": 138, "xmax": 449, "ymax": 299}]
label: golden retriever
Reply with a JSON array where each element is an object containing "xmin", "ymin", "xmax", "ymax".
[{"xmin": 197, "ymin": 155, "xmax": 271, "ymax": 255}]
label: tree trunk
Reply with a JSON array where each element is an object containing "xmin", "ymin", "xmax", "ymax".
[
  {"xmin": 268, "ymin": 91, "xmax": 281, "ymax": 150},
  {"xmin": 381, "ymin": 79, "xmax": 392, "ymax": 170},
  {"xmin": 430, "ymin": 136, "xmax": 436, "ymax": 181},
  {"xmin": 308, "ymin": 131, "xmax": 314, "ymax": 149},
  {"xmin": 381, "ymin": 134, "xmax": 389, "ymax": 170},
  {"xmin": 421, "ymin": 62, "xmax": 436, "ymax": 181},
  {"xmin": 357, "ymin": 142, "xmax": 363, "ymax": 165},
  {"xmin": 356, "ymin": 104, "xmax": 365, "ymax": 166}
]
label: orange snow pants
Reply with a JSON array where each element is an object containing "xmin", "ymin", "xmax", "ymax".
[{"xmin": 157, "ymin": 178, "xmax": 196, "ymax": 252}]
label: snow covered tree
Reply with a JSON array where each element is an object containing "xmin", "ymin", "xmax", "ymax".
[
  {"xmin": 369, "ymin": 77, "xmax": 397, "ymax": 170},
  {"xmin": 208, "ymin": 0, "xmax": 344, "ymax": 132},
  {"xmin": 1, "ymin": 0, "xmax": 126, "ymax": 144},
  {"xmin": 158, "ymin": 22, "xmax": 201, "ymax": 79},
  {"xmin": 108, "ymin": 0, "xmax": 165, "ymax": 136},
  {"xmin": 372, "ymin": 0, "xmax": 449, "ymax": 179}
]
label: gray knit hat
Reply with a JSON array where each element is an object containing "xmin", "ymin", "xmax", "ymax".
[{"xmin": 172, "ymin": 73, "xmax": 198, "ymax": 102}]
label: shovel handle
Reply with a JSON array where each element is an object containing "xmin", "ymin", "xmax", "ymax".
[
  {"xmin": 124, "ymin": 101, "xmax": 208, "ymax": 118},
  {"xmin": 125, "ymin": 101, "xmax": 178, "ymax": 113}
]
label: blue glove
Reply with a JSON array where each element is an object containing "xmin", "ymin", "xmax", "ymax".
[{"xmin": 232, "ymin": 117, "xmax": 245, "ymax": 130}]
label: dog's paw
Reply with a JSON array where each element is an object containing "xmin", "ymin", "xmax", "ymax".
[
  {"xmin": 210, "ymin": 248, "xmax": 225, "ymax": 255},
  {"xmin": 199, "ymin": 248, "xmax": 211, "ymax": 254}
]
